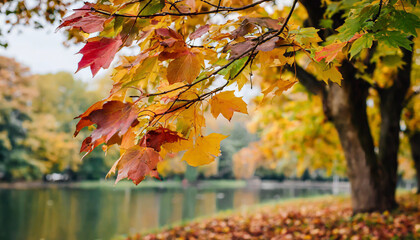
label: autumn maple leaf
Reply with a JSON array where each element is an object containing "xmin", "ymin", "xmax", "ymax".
[
  {"xmin": 166, "ymin": 51, "xmax": 203, "ymax": 84},
  {"xmin": 77, "ymin": 35, "xmax": 123, "ymax": 76},
  {"xmin": 107, "ymin": 146, "xmax": 162, "ymax": 185},
  {"xmin": 141, "ymin": 127, "xmax": 184, "ymax": 152},
  {"xmin": 78, "ymin": 101, "xmax": 140, "ymax": 154},
  {"xmin": 314, "ymin": 42, "xmax": 346, "ymax": 64},
  {"xmin": 74, "ymin": 99, "xmax": 106, "ymax": 137},
  {"xmin": 57, "ymin": 3, "xmax": 107, "ymax": 34},
  {"xmin": 190, "ymin": 25, "xmax": 210, "ymax": 39},
  {"xmin": 182, "ymin": 133, "xmax": 228, "ymax": 166},
  {"xmin": 210, "ymin": 91, "xmax": 248, "ymax": 121},
  {"xmin": 315, "ymin": 33, "xmax": 364, "ymax": 63}
]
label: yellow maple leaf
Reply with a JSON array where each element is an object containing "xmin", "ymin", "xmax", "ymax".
[
  {"xmin": 161, "ymin": 138, "xmax": 191, "ymax": 153},
  {"xmin": 210, "ymin": 91, "xmax": 248, "ymax": 121},
  {"xmin": 319, "ymin": 66, "xmax": 343, "ymax": 85},
  {"xmin": 166, "ymin": 51, "xmax": 203, "ymax": 84},
  {"xmin": 236, "ymin": 68, "xmax": 250, "ymax": 90},
  {"xmin": 309, "ymin": 62, "xmax": 343, "ymax": 85},
  {"xmin": 176, "ymin": 105, "xmax": 206, "ymax": 136},
  {"xmin": 262, "ymin": 79, "xmax": 297, "ymax": 96},
  {"xmin": 182, "ymin": 133, "xmax": 228, "ymax": 167}
]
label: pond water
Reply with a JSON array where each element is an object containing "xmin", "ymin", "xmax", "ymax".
[{"xmin": 0, "ymin": 183, "xmax": 345, "ymax": 240}]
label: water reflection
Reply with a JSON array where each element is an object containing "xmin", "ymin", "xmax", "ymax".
[{"xmin": 0, "ymin": 185, "xmax": 340, "ymax": 240}]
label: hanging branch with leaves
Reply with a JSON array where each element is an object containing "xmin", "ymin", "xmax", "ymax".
[{"xmin": 58, "ymin": 0, "xmax": 419, "ymax": 185}]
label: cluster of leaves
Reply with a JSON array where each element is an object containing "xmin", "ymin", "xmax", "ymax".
[
  {"xmin": 326, "ymin": 0, "xmax": 419, "ymax": 52},
  {"xmin": 314, "ymin": 0, "xmax": 419, "ymax": 87},
  {"xmin": 59, "ymin": 0, "xmax": 420, "ymax": 185},
  {"xmin": 59, "ymin": 0, "xmax": 341, "ymax": 184},
  {"xmin": 133, "ymin": 193, "xmax": 420, "ymax": 240},
  {"xmin": 57, "ymin": 0, "xmax": 284, "ymax": 184}
]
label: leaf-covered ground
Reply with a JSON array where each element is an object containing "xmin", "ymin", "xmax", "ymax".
[{"xmin": 130, "ymin": 193, "xmax": 420, "ymax": 240}]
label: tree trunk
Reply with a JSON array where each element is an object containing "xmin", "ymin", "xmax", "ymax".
[
  {"xmin": 296, "ymin": 61, "xmax": 400, "ymax": 213},
  {"xmin": 325, "ymin": 62, "xmax": 396, "ymax": 213},
  {"xmin": 409, "ymin": 132, "xmax": 420, "ymax": 194}
]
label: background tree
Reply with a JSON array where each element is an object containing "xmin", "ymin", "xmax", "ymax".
[
  {"xmin": 21, "ymin": 72, "xmax": 96, "ymax": 174},
  {"xmin": 293, "ymin": 0, "xmax": 418, "ymax": 212},
  {"xmin": 0, "ymin": 56, "xmax": 39, "ymax": 180},
  {"xmin": 0, "ymin": 58, "xmax": 121, "ymax": 180},
  {"xmin": 402, "ymin": 34, "xmax": 420, "ymax": 192},
  {"xmin": 249, "ymin": 84, "xmax": 347, "ymax": 177},
  {"xmin": 232, "ymin": 142, "xmax": 262, "ymax": 179},
  {"xmin": 218, "ymin": 122, "xmax": 258, "ymax": 178},
  {"xmin": 59, "ymin": 0, "xmax": 419, "ymax": 213}
]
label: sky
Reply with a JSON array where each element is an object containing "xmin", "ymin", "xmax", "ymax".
[{"xmin": 0, "ymin": 25, "xmax": 103, "ymax": 82}]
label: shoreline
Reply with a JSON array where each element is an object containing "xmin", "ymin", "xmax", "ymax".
[{"xmin": 0, "ymin": 179, "xmax": 350, "ymax": 191}]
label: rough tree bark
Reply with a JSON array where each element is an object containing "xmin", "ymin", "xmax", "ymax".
[{"xmin": 297, "ymin": 0, "xmax": 413, "ymax": 212}]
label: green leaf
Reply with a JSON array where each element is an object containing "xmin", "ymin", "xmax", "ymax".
[
  {"xmin": 319, "ymin": 19, "xmax": 333, "ymax": 29},
  {"xmin": 392, "ymin": 10, "xmax": 420, "ymax": 36},
  {"xmin": 219, "ymin": 57, "xmax": 248, "ymax": 80},
  {"xmin": 375, "ymin": 31, "xmax": 412, "ymax": 51},
  {"xmin": 290, "ymin": 27, "xmax": 320, "ymax": 45},
  {"xmin": 139, "ymin": 0, "xmax": 165, "ymax": 16},
  {"xmin": 229, "ymin": 57, "xmax": 249, "ymax": 79},
  {"xmin": 100, "ymin": 18, "xmax": 123, "ymax": 38},
  {"xmin": 349, "ymin": 33, "xmax": 374, "ymax": 59},
  {"xmin": 337, "ymin": 5, "xmax": 379, "ymax": 41}
]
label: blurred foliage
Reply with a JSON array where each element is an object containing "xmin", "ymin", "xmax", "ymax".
[
  {"xmin": 0, "ymin": 56, "xmax": 120, "ymax": 181},
  {"xmin": 249, "ymin": 84, "xmax": 347, "ymax": 178},
  {"xmin": 232, "ymin": 142, "xmax": 262, "ymax": 180},
  {"xmin": 0, "ymin": 56, "xmax": 38, "ymax": 180},
  {"xmin": 218, "ymin": 123, "xmax": 258, "ymax": 179}
]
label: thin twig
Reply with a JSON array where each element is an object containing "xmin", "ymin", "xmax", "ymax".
[
  {"xmin": 89, "ymin": 0, "xmax": 273, "ymax": 18},
  {"xmin": 371, "ymin": 0, "xmax": 383, "ymax": 22}
]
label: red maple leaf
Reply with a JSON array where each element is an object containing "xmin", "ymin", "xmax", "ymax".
[
  {"xmin": 315, "ymin": 42, "xmax": 346, "ymax": 63},
  {"xmin": 141, "ymin": 127, "xmax": 184, "ymax": 152},
  {"xmin": 74, "ymin": 99, "xmax": 106, "ymax": 137},
  {"xmin": 80, "ymin": 133, "xmax": 121, "ymax": 155},
  {"xmin": 77, "ymin": 35, "xmax": 122, "ymax": 76},
  {"xmin": 80, "ymin": 101, "xmax": 140, "ymax": 154},
  {"xmin": 57, "ymin": 3, "xmax": 107, "ymax": 33},
  {"xmin": 315, "ymin": 33, "xmax": 364, "ymax": 63},
  {"xmin": 114, "ymin": 146, "xmax": 162, "ymax": 185}
]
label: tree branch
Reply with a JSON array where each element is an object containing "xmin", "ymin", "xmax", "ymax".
[
  {"xmin": 292, "ymin": 63, "xmax": 325, "ymax": 95},
  {"xmin": 89, "ymin": 0, "xmax": 273, "ymax": 18},
  {"xmin": 371, "ymin": 0, "xmax": 383, "ymax": 22},
  {"xmin": 147, "ymin": 0, "xmax": 300, "ymax": 124}
]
